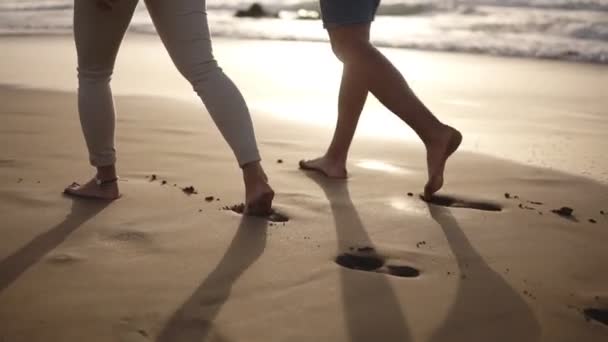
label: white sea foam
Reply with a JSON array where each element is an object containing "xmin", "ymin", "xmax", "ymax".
[{"xmin": 1, "ymin": 0, "xmax": 607, "ymax": 64}]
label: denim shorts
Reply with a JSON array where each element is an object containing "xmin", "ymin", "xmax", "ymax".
[{"xmin": 320, "ymin": 0, "xmax": 381, "ymax": 29}]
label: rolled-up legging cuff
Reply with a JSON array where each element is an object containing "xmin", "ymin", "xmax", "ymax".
[
  {"xmin": 237, "ymin": 146, "xmax": 262, "ymax": 168},
  {"xmin": 89, "ymin": 152, "xmax": 116, "ymax": 167}
]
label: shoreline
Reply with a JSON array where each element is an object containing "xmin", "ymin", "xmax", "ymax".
[{"xmin": 1, "ymin": 31, "xmax": 607, "ymax": 66}]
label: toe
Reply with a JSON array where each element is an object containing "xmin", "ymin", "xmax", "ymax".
[
  {"xmin": 299, "ymin": 159, "xmax": 315, "ymax": 170},
  {"xmin": 65, "ymin": 182, "xmax": 80, "ymax": 189},
  {"xmin": 63, "ymin": 183, "xmax": 80, "ymax": 194}
]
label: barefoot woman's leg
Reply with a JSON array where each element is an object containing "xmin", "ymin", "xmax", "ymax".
[
  {"xmin": 299, "ymin": 2, "xmax": 378, "ymax": 178},
  {"xmin": 145, "ymin": 0, "xmax": 274, "ymax": 214},
  {"xmin": 299, "ymin": 28, "xmax": 370, "ymax": 179},
  {"xmin": 327, "ymin": 26, "xmax": 462, "ymax": 198},
  {"xmin": 304, "ymin": 0, "xmax": 461, "ymax": 197},
  {"xmin": 66, "ymin": 0, "xmax": 139, "ymax": 200}
]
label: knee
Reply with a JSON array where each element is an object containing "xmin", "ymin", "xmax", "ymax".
[
  {"xmin": 330, "ymin": 36, "xmax": 371, "ymax": 63},
  {"xmin": 177, "ymin": 57, "xmax": 221, "ymax": 87}
]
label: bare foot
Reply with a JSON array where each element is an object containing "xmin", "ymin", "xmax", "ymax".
[
  {"xmin": 424, "ymin": 125, "xmax": 462, "ymax": 200},
  {"xmin": 299, "ymin": 156, "xmax": 347, "ymax": 179},
  {"xmin": 63, "ymin": 178, "xmax": 120, "ymax": 200},
  {"xmin": 243, "ymin": 164, "xmax": 275, "ymax": 216}
]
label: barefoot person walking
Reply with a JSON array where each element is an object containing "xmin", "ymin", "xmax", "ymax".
[
  {"xmin": 299, "ymin": 0, "xmax": 462, "ymax": 199},
  {"xmin": 64, "ymin": 0, "xmax": 274, "ymax": 214}
]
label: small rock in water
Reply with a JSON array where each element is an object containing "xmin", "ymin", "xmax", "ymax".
[
  {"xmin": 182, "ymin": 186, "xmax": 197, "ymax": 195},
  {"xmin": 277, "ymin": 159, "xmax": 283, "ymax": 164},
  {"xmin": 205, "ymin": 196, "xmax": 214, "ymax": 202},
  {"xmin": 161, "ymin": 180, "xmax": 167, "ymax": 185},
  {"xmin": 552, "ymin": 206, "xmax": 574, "ymax": 217},
  {"xmin": 407, "ymin": 192, "xmax": 414, "ymax": 197}
]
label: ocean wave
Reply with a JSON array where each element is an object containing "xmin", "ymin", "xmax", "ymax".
[
  {"xmin": 3, "ymin": 0, "xmax": 608, "ymax": 14},
  {"xmin": 473, "ymin": 0, "xmax": 608, "ymax": 12},
  {"xmin": 4, "ymin": 0, "xmax": 608, "ymax": 12},
  {"xmin": 129, "ymin": 16, "xmax": 608, "ymax": 64},
  {"xmin": 1, "ymin": 0, "xmax": 607, "ymax": 64},
  {"xmin": 0, "ymin": 1, "xmax": 72, "ymax": 12},
  {"xmin": 215, "ymin": 0, "xmax": 608, "ymax": 13}
]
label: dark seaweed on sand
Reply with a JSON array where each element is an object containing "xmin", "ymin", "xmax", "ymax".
[
  {"xmin": 182, "ymin": 186, "xmax": 197, "ymax": 195},
  {"xmin": 552, "ymin": 207, "xmax": 574, "ymax": 217}
]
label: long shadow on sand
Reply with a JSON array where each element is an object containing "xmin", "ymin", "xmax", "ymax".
[
  {"xmin": 427, "ymin": 204, "xmax": 541, "ymax": 342},
  {"xmin": 0, "ymin": 198, "xmax": 109, "ymax": 293},
  {"xmin": 305, "ymin": 173, "xmax": 412, "ymax": 342},
  {"xmin": 156, "ymin": 216, "xmax": 267, "ymax": 342}
]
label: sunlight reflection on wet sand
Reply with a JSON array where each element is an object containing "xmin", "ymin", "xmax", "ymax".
[{"xmin": 355, "ymin": 159, "xmax": 412, "ymax": 175}]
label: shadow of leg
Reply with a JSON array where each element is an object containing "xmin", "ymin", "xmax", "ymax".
[
  {"xmin": 156, "ymin": 216, "xmax": 268, "ymax": 342},
  {"xmin": 0, "ymin": 199, "xmax": 110, "ymax": 293},
  {"xmin": 427, "ymin": 204, "xmax": 541, "ymax": 342},
  {"xmin": 304, "ymin": 172, "xmax": 412, "ymax": 342}
]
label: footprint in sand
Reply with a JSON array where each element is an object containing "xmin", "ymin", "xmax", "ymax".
[
  {"xmin": 111, "ymin": 231, "xmax": 150, "ymax": 242},
  {"xmin": 222, "ymin": 203, "xmax": 289, "ymax": 223},
  {"xmin": 335, "ymin": 248, "xmax": 420, "ymax": 278},
  {"xmin": 335, "ymin": 253, "xmax": 384, "ymax": 271},
  {"xmin": 421, "ymin": 194, "xmax": 502, "ymax": 212},
  {"xmin": 386, "ymin": 265, "xmax": 421, "ymax": 277},
  {"xmin": 584, "ymin": 308, "xmax": 608, "ymax": 326},
  {"xmin": 100, "ymin": 231, "xmax": 154, "ymax": 249}
]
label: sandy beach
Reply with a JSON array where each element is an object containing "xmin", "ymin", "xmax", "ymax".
[{"xmin": 1, "ymin": 35, "xmax": 607, "ymax": 341}]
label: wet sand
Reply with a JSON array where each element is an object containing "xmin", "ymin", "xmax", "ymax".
[{"xmin": 1, "ymin": 36, "xmax": 608, "ymax": 341}]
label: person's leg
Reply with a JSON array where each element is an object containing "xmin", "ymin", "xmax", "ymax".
[
  {"xmin": 145, "ymin": 0, "xmax": 273, "ymax": 213},
  {"xmin": 304, "ymin": 20, "xmax": 461, "ymax": 197},
  {"xmin": 330, "ymin": 24, "xmax": 462, "ymax": 197},
  {"xmin": 300, "ymin": 26, "xmax": 371, "ymax": 179},
  {"xmin": 64, "ymin": 0, "xmax": 139, "ymax": 200}
]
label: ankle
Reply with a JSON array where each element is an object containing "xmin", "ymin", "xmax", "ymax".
[
  {"xmin": 421, "ymin": 124, "xmax": 449, "ymax": 147},
  {"xmin": 242, "ymin": 161, "xmax": 266, "ymax": 182},
  {"xmin": 324, "ymin": 151, "xmax": 348, "ymax": 165},
  {"xmin": 96, "ymin": 165, "xmax": 117, "ymax": 182}
]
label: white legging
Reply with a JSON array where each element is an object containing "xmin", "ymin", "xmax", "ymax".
[{"xmin": 74, "ymin": 0, "xmax": 261, "ymax": 167}]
